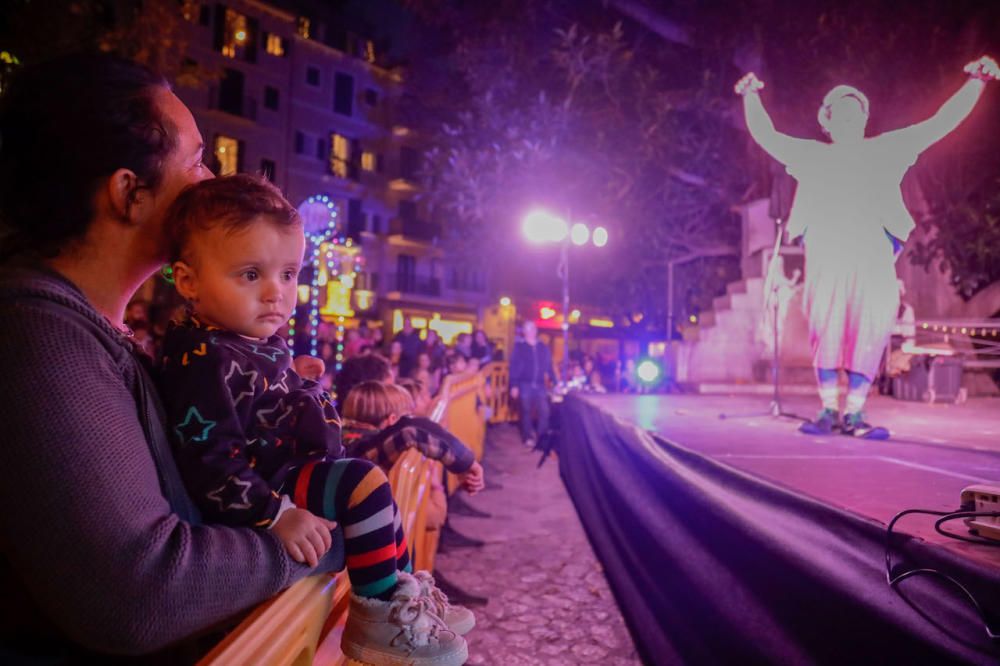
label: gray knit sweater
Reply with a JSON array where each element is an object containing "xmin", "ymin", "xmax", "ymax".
[{"xmin": 0, "ymin": 266, "xmax": 342, "ymax": 657}]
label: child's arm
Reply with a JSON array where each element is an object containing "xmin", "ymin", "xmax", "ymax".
[{"xmin": 365, "ymin": 415, "xmax": 481, "ymax": 491}]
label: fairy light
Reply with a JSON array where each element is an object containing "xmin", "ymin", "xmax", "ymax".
[{"xmin": 297, "ymin": 195, "xmax": 339, "ymax": 358}]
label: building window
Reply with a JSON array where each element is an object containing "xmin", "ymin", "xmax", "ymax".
[
  {"xmin": 399, "ymin": 147, "xmax": 419, "ymax": 181},
  {"xmin": 334, "ymin": 73, "xmax": 354, "ymax": 116},
  {"xmin": 181, "ymin": 0, "xmax": 198, "ymax": 22},
  {"xmin": 306, "ymin": 66, "xmax": 320, "ymax": 87},
  {"xmin": 294, "ymin": 131, "xmax": 305, "ymax": 154},
  {"xmin": 372, "ymin": 214, "xmax": 382, "ymax": 234},
  {"xmin": 221, "ymin": 9, "xmax": 250, "ymax": 59},
  {"xmin": 329, "ymin": 133, "xmax": 350, "ymax": 177},
  {"xmin": 399, "ymin": 200, "xmax": 417, "ymax": 222},
  {"xmin": 214, "ymin": 135, "xmax": 239, "ymax": 176},
  {"xmin": 348, "ymin": 199, "xmax": 365, "ymax": 238},
  {"xmin": 264, "ymin": 32, "xmax": 285, "ymax": 57},
  {"xmin": 264, "ymin": 85, "xmax": 279, "ymax": 110},
  {"xmin": 364, "ymin": 88, "xmax": 378, "ymax": 107},
  {"xmin": 316, "ymin": 137, "xmax": 326, "ymax": 161},
  {"xmin": 376, "ymin": 154, "xmax": 385, "ymax": 174},
  {"xmin": 218, "ymin": 68, "xmax": 245, "ymax": 116},
  {"xmin": 297, "ymin": 17, "xmax": 311, "ymax": 39},
  {"xmin": 260, "ymin": 159, "xmax": 276, "ymax": 181},
  {"xmin": 199, "ymin": 5, "xmax": 211, "ymax": 26},
  {"xmin": 361, "ymin": 151, "xmax": 376, "ymax": 172}
]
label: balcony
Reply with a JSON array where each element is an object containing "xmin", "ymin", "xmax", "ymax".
[
  {"xmin": 388, "ymin": 218, "xmax": 440, "ymax": 243},
  {"xmin": 388, "ymin": 273, "xmax": 441, "ymax": 297}
]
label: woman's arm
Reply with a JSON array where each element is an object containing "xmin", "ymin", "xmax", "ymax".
[
  {"xmin": 0, "ymin": 304, "xmax": 312, "ymax": 655},
  {"xmin": 736, "ymin": 72, "xmax": 821, "ymax": 167},
  {"xmin": 882, "ymin": 57, "xmax": 997, "ymax": 154}
]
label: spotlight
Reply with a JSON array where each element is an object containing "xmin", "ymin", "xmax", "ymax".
[{"xmin": 637, "ymin": 359, "xmax": 661, "ymax": 385}]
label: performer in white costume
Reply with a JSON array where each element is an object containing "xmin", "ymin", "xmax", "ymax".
[{"xmin": 735, "ymin": 56, "xmax": 998, "ymax": 438}]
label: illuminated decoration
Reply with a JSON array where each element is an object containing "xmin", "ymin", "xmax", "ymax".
[
  {"xmin": 295, "ymin": 195, "xmax": 363, "ymax": 371},
  {"xmin": 637, "ymin": 359, "xmax": 662, "ymax": 384},
  {"xmin": 570, "ymin": 223, "xmax": 590, "ymax": 246},
  {"xmin": 297, "ymin": 17, "xmax": 310, "ymax": 39},
  {"xmin": 592, "ymin": 227, "xmax": 609, "ymax": 248},
  {"xmin": 221, "ymin": 9, "xmax": 249, "ymax": 58},
  {"xmin": 569, "ymin": 309, "xmax": 581, "ymax": 324},
  {"xmin": 354, "ymin": 289, "xmax": 374, "ymax": 311},
  {"xmin": 428, "ymin": 316, "xmax": 473, "ymax": 344},
  {"xmin": 392, "ymin": 309, "xmax": 404, "ymax": 334},
  {"xmin": 234, "ymin": 30, "xmax": 247, "ymax": 43},
  {"xmin": 689, "ymin": 314, "xmax": 698, "ymax": 324},
  {"xmin": 499, "ymin": 296, "xmax": 512, "ymax": 307},
  {"xmin": 589, "ymin": 318, "xmax": 614, "ymax": 328},
  {"xmin": 632, "ymin": 313, "xmax": 644, "ymax": 323},
  {"xmin": 539, "ymin": 306, "xmax": 557, "ymax": 320},
  {"xmin": 362, "ymin": 151, "xmax": 376, "ymax": 172}
]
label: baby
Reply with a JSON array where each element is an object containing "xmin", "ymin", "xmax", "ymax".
[{"xmin": 158, "ymin": 174, "xmax": 469, "ymax": 665}]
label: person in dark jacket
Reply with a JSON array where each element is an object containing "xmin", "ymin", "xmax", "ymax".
[
  {"xmin": 393, "ymin": 316, "xmax": 423, "ymax": 379},
  {"xmin": 508, "ymin": 321, "xmax": 557, "ymax": 448}
]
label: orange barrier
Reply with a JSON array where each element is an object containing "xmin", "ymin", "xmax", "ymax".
[
  {"xmin": 484, "ymin": 361, "xmax": 516, "ymax": 424},
  {"xmin": 198, "ymin": 573, "xmax": 341, "ymax": 666}
]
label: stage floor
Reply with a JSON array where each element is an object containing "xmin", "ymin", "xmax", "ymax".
[{"xmin": 585, "ymin": 392, "xmax": 1000, "ymax": 565}]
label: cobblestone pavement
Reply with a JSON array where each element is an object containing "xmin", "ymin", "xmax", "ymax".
[{"xmin": 435, "ymin": 424, "xmax": 641, "ymax": 666}]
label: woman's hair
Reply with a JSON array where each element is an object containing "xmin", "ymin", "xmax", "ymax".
[
  {"xmin": 817, "ymin": 84, "xmax": 870, "ymax": 133},
  {"xmin": 0, "ymin": 54, "xmax": 175, "ymax": 259},
  {"xmin": 385, "ymin": 382, "xmax": 416, "ymax": 416},
  {"xmin": 164, "ymin": 174, "xmax": 300, "ymax": 261},
  {"xmin": 341, "ymin": 380, "xmax": 395, "ymax": 426},
  {"xmin": 396, "ymin": 377, "xmax": 426, "ymax": 401}
]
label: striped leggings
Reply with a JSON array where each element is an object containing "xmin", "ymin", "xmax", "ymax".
[{"xmin": 284, "ymin": 458, "xmax": 410, "ymax": 598}]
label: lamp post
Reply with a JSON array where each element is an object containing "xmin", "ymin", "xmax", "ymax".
[{"xmin": 522, "ymin": 209, "xmax": 608, "ymax": 381}]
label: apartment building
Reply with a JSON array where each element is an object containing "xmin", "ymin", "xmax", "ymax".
[{"xmin": 173, "ymin": 0, "xmax": 488, "ymax": 345}]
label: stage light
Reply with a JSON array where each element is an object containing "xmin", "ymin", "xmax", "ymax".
[
  {"xmin": 592, "ymin": 226, "xmax": 608, "ymax": 247},
  {"xmin": 637, "ymin": 359, "xmax": 661, "ymax": 384},
  {"xmin": 570, "ymin": 223, "xmax": 590, "ymax": 246},
  {"xmin": 522, "ymin": 209, "xmax": 568, "ymax": 244}
]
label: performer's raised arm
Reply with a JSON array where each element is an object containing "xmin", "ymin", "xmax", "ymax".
[
  {"xmin": 735, "ymin": 72, "xmax": 820, "ymax": 167},
  {"xmin": 884, "ymin": 56, "xmax": 998, "ymax": 153}
]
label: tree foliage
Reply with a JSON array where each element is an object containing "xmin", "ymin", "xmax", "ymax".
[{"xmin": 404, "ymin": 0, "xmax": 1000, "ymax": 323}]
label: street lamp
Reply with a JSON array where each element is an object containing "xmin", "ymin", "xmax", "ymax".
[{"xmin": 522, "ymin": 208, "xmax": 608, "ymax": 381}]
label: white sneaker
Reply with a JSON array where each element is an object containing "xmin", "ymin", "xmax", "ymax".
[
  {"xmin": 341, "ymin": 572, "xmax": 468, "ymax": 665},
  {"xmin": 523, "ymin": 437, "xmax": 536, "ymax": 449},
  {"xmin": 413, "ymin": 570, "xmax": 476, "ymax": 635}
]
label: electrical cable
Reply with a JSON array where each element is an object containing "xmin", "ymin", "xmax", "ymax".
[{"xmin": 885, "ymin": 508, "xmax": 1000, "ymax": 640}]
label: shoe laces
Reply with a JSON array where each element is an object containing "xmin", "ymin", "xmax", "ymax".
[
  {"xmin": 388, "ymin": 591, "xmax": 449, "ymax": 650},
  {"xmin": 413, "ymin": 571, "xmax": 452, "ymax": 615}
]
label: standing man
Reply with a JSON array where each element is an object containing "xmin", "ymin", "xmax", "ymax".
[
  {"xmin": 735, "ymin": 55, "xmax": 998, "ymax": 439},
  {"xmin": 393, "ymin": 316, "xmax": 422, "ymax": 379},
  {"xmin": 509, "ymin": 321, "xmax": 556, "ymax": 449}
]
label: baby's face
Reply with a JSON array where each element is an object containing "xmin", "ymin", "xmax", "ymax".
[{"xmin": 177, "ymin": 218, "xmax": 305, "ymax": 339}]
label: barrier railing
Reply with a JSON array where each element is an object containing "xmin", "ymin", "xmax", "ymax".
[{"xmin": 484, "ymin": 361, "xmax": 516, "ymax": 424}]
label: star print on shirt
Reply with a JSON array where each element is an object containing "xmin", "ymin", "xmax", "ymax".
[
  {"xmin": 174, "ymin": 406, "xmax": 216, "ymax": 444},
  {"xmin": 206, "ymin": 476, "xmax": 254, "ymax": 511},
  {"xmin": 256, "ymin": 400, "xmax": 293, "ymax": 429},
  {"xmin": 225, "ymin": 361, "xmax": 258, "ymax": 407},
  {"xmin": 268, "ymin": 369, "xmax": 290, "ymax": 394},
  {"xmin": 250, "ymin": 344, "xmax": 285, "ymax": 362}
]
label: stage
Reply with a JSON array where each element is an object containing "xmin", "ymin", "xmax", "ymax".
[{"xmin": 557, "ymin": 391, "xmax": 1000, "ymax": 665}]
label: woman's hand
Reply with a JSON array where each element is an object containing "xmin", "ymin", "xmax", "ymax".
[
  {"xmin": 272, "ymin": 508, "xmax": 336, "ymax": 568},
  {"xmin": 293, "ymin": 355, "xmax": 325, "ymax": 381},
  {"xmin": 734, "ymin": 72, "xmax": 765, "ymax": 96},
  {"xmin": 964, "ymin": 56, "xmax": 999, "ymax": 82}
]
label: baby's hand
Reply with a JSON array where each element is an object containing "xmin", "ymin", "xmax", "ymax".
[
  {"xmin": 272, "ymin": 507, "xmax": 336, "ymax": 567},
  {"xmin": 293, "ymin": 355, "xmax": 325, "ymax": 381},
  {"xmin": 459, "ymin": 461, "xmax": 485, "ymax": 496},
  {"xmin": 964, "ymin": 56, "xmax": 999, "ymax": 82},
  {"xmin": 734, "ymin": 72, "xmax": 764, "ymax": 96}
]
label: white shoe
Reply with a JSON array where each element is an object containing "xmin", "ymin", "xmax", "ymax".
[
  {"xmin": 413, "ymin": 570, "xmax": 476, "ymax": 635},
  {"xmin": 523, "ymin": 437, "xmax": 536, "ymax": 449},
  {"xmin": 341, "ymin": 572, "xmax": 468, "ymax": 665}
]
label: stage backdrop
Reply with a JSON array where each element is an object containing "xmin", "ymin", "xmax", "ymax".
[{"xmin": 558, "ymin": 393, "xmax": 1000, "ymax": 665}]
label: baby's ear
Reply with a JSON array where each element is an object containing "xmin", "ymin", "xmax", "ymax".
[{"xmin": 171, "ymin": 261, "xmax": 198, "ymax": 301}]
